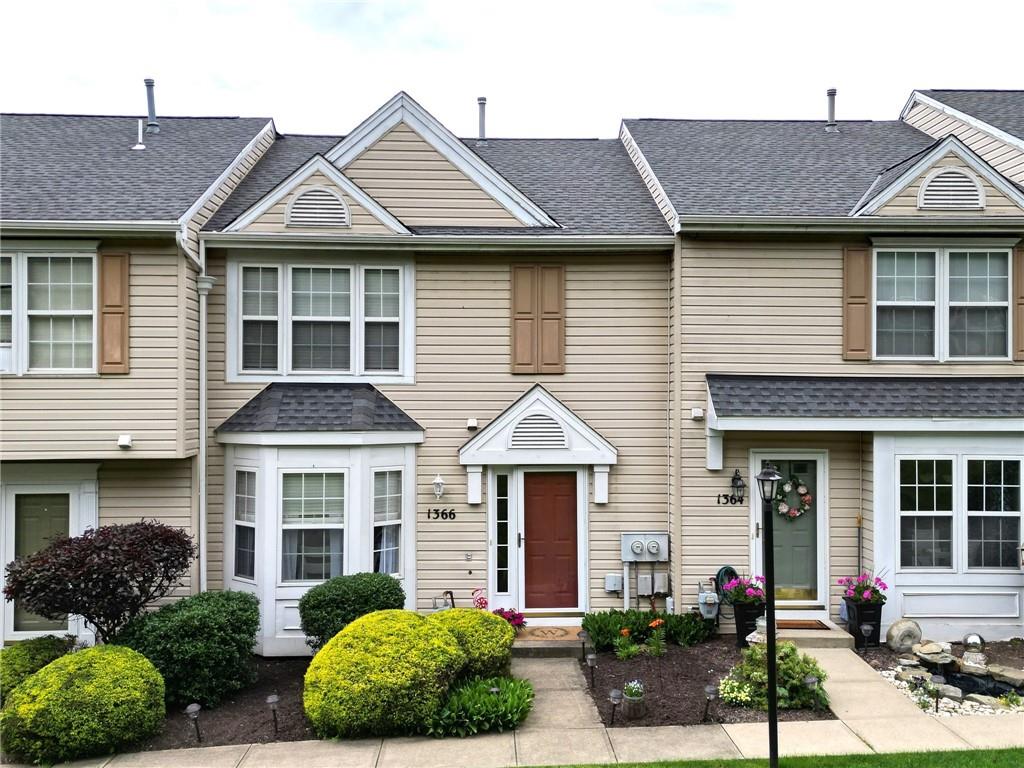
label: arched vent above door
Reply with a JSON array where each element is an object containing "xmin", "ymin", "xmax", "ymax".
[{"xmin": 510, "ymin": 413, "xmax": 566, "ymax": 449}]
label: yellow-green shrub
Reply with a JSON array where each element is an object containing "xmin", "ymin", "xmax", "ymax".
[
  {"xmin": 0, "ymin": 645, "xmax": 165, "ymax": 765},
  {"xmin": 303, "ymin": 610, "xmax": 465, "ymax": 737},
  {"xmin": 0, "ymin": 634, "xmax": 75, "ymax": 706},
  {"xmin": 425, "ymin": 608, "xmax": 515, "ymax": 678}
]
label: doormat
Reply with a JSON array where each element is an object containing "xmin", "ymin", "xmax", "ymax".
[{"xmin": 777, "ymin": 620, "xmax": 830, "ymax": 630}]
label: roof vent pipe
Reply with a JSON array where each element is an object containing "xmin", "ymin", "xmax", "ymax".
[
  {"xmin": 825, "ymin": 88, "xmax": 838, "ymax": 132},
  {"xmin": 477, "ymin": 96, "xmax": 487, "ymax": 144},
  {"xmin": 131, "ymin": 119, "xmax": 146, "ymax": 150},
  {"xmin": 145, "ymin": 78, "xmax": 160, "ymax": 134}
]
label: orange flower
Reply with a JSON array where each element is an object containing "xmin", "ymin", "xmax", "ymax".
[
  {"xmin": 620, "ymin": 628, "xmax": 631, "ymax": 637},
  {"xmin": 649, "ymin": 618, "xmax": 665, "ymax": 628}
]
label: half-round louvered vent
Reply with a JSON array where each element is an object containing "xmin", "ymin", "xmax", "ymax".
[
  {"xmin": 287, "ymin": 188, "xmax": 350, "ymax": 227},
  {"xmin": 919, "ymin": 168, "xmax": 984, "ymax": 210},
  {"xmin": 510, "ymin": 413, "xmax": 566, "ymax": 449}
]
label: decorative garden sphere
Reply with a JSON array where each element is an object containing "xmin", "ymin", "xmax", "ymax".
[{"xmin": 962, "ymin": 633, "xmax": 985, "ymax": 652}]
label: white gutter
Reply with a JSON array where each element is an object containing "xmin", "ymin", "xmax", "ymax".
[
  {"xmin": 196, "ymin": 238, "xmax": 214, "ymax": 592},
  {"xmin": 200, "ymin": 232, "xmax": 676, "ymax": 251},
  {"xmin": 2, "ymin": 219, "xmax": 180, "ymax": 233},
  {"xmin": 675, "ymin": 214, "xmax": 1024, "ymax": 234}
]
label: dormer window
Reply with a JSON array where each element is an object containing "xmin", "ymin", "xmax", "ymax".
[
  {"xmin": 917, "ymin": 168, "xmax": 985, "ymax": 210},
  {"xmin": 286, "ymin": 188, "xmax": 350, "ymax": 228}
]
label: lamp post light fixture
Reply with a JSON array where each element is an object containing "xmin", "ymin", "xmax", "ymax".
[
  {"xmin": 930, "ymin": 674, "xmax": 945, "ymax": 713},
  {"xmin": 755, "ymin": 462, "xmax": 783, "ymax": 768},
  {"xmin": 585, "ymin": 652, "xmax": 598, "ymax": 689},
  {"xmin": 266, "ymin": 694, "xmax": 280, "ymax": 739},
  {"xmin": 702, "ymin": 683, "xmax": 719, "ymax": 723},
  {"xmin": 185, "ymin": 703, "xmax": 202, "ymax": 743},
  {"xmin": 432, "ymin": 474, "xmax": 445, "ymax": 499},
  {"xmin": 609, "ymin": 688, "xmax": 623, "ymax": 726},
  {"xmin": 577, "ymin": 629, "xmax": 590, "ymax": 662},
  {"xmin": 859, "ymin": 623, "xmax": 875, "ymax": 654},
  {"xmin": 804, "ymin": 674, "xmax": 819, "ymax": 712},
  {"xmin": 730, "ymin": 469, "xmax": 747, "ymax": 501}
]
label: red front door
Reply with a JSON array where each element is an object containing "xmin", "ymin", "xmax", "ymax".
[{"xmin": 523, "ymin": 472, "xmax": 578, "ymax": 609}]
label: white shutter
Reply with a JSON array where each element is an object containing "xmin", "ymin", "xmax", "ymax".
[
  {"xmin": 287, "ymin": 188, "xmax": 350, "ymax": 227},
  {"xmin": 919, "ymin": 169, "xmax": 984, "ymax": 210},
  {"xmin": 510, "ymin": 413, "xmax": 566, "ymax": 448}
]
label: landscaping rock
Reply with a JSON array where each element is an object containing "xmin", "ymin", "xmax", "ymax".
[
  {"xmin": 988, "ymin": 664, "xmax": 1024, "ymax": 688},
  {"xmin": 965, "ymin": 693, "xmax": 1008, "ymax": 709},
  {"xmin": 936, "ymin": 684, "xmax": 963, "ymax": 702},
  {"xmin": 958, "ymin": 651, "xmax": 989, "ymax": 676},
  {"xmin": 916, "ymin": 650, "xmax": 956, "ymax": 667},
  {"xmin": 914, "ymin": 642, "xmax": 944, "ymax": 655},
  {"xmin": 897, "ymin": 655, "xmax": 920, "ymax": 667},
  {"xmin": 886, "ymin": 619, "xmax": 922, "ymax": 652},
  {"xmin": 896, "ymin": 669, "xmax": 928, "ymax": 683}
]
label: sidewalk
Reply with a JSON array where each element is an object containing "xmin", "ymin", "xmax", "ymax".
[{"xmin": 11, "ymin": 651, "xmax": 1024, "ymax": 768}]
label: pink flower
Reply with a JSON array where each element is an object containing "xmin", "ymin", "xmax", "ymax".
[
  {"xmin": 746, "ymin": 588, "xmax": 756, "ymax": 597},
  {"xmin": 846, "ymin": 589, "xmax": 855, "ymax": 597},
  {"xmin": 778, "ymin": 502, "xmax": 790, "ymax": 514},
  {"xmin": 863, "ymin": 590, "xmax": 872, "ymax": 600},
  {"xmin": 788, "ymin": 510, "xmax": 798, "ymax": 517}
]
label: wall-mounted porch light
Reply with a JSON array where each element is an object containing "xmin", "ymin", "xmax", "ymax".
[
  {"xmin": 730, "ymin": 469, "xmax": 746, "ymax": 502},
  {"xmin": 432, "ymin": 474, "xmax": 445, "ymax": 499}
]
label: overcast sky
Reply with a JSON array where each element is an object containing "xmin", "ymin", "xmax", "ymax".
[{"xmin": 3, "ymin": 1, "xmax": 1022, "ymax": 138}]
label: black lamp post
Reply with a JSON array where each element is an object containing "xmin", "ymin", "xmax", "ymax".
[{"xmin": 755, "ymin": 462, "xmax": 782, "ymax": 768}]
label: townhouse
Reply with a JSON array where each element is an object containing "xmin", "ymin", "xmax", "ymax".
[{"xmin": 1, "ymin": 85, "xmax": 1021, "ymax": 652}]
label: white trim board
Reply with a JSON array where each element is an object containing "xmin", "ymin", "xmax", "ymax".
[
  {"xmin": 324, "ymin": 91, "xmax": 557, "ymax": 228},
  {"xmin": 217, "ymin": 430, "xmax": 424, "ymax": 446},
  {"xmin": 619, "ymin": 121, "xmax": 680, "ymax": 233},
  {"xmin": 853, "ymin": 135, "xmax": 1024, "ymax": 216},
  {"xmin": 901, "ymin": 91, "xmax": 1024, "ymax": 155},
  {"xmin": 224, "ymin": 155, "xmax": 409, "ymax": 234},
  {"xmin": 706, "ymin": 417, "xmax": 1024, "ymax": 433}
]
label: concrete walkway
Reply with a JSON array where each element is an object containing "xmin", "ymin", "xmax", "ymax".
[{"xmin": 10, "ymin": 652, "xmax": 1024, "ymax": 768}]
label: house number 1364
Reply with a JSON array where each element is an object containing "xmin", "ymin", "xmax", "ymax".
[
  {"xmin": 716, "ymin": 494, "xmax": 743, "ymax": 505},
  {"xmin": 427, "ymin": 508, "xmax": 457, "ymax": 520}
]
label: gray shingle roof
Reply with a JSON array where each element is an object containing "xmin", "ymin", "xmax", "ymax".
[
  {"xmin": 920, "ymin": 90, "xmax": 1024, "ymax": 141},
  {"xmin": 624, "ymin": 119, "xmax": 935, "ymax": 217},
  {"xmin": 205, "ymin": 134, "xmax": 670, "ymax": 235},
  {"xmin": 706, "ymin": 374, "xmax": 1024, "ymax": 419},
  {"xmin": 1, "ymin": 113, "xmax": 271, "ymax": 221},
  {"xmin": 217, "ymin": 383, "xmax": 422, "ymax": 433}
]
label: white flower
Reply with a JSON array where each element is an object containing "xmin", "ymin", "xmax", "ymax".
[
  {"xmin": 778, "ymin": 502, "xmax": 790, "ymax": 514},
  {"xmin": 797, "ymin": 485, "xmax": 808, "ymax": 495},
  {"xmin": 782, "ymin": 482, "xmax": 793, "ymax": 493}
]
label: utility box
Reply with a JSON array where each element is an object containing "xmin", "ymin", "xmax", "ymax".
[
  {"xmin": 620, "ymin": 532, "xmax": 669, "ymax": 562},
  {"xmin": 653, "ymin": 572, "xmax": 669, "ymax": 594},
  {"xmin": 604, "ymin": 573, "xmax": 623, "ymax": 592},
  {"xmin": 637, "ymin": 574, "xmax": 653, "ymax": 596}
]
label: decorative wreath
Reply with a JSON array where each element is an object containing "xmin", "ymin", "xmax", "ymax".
[{"xmin": 773, "ymin": 476, "xmax": 813, "ymax": 520}]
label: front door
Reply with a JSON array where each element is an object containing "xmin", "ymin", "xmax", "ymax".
[
  {"xmin": 11, "ymin": 493, "xmax": 70, "ymax": 632},
  {"xmin": 523, "ymin": 472, "xmax": 578, "ymax": 609},
  {"xmin": 753, "ymin": 454, "xmax": 827, "ymax": 608}
]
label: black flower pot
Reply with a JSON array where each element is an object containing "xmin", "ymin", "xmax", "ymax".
[
  {"xmin": 844, "ymin": 598, "xmax": 883, "ymax": 650},
  {"xmin": 733, "ymin": 601, "xmax": 766, "ymax": 648}
]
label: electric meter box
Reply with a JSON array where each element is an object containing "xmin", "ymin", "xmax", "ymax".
[{"xmin": 620, "ymin": 532, "xmax": 669, "ymax": 562}]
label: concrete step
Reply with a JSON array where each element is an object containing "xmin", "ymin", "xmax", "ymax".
[
  {"xmin": 512, "ymin": 640, "xmax": 582, "ymax": 658},
  {"xmin": 781, "ymin": 623, "xmax": 855, "ymax": 649}
]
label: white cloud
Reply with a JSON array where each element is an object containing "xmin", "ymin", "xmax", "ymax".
[{"xmin": 2, "ymin": 0, "xmax": 1021, "ymax": 137}]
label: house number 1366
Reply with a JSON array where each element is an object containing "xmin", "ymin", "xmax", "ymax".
[{"xmin": 427, "ymin": 508, "xmax": 457, "ymax": 520}]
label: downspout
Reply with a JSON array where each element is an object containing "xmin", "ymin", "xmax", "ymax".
[{"xmin": 196, "ymin": 238, "xmax": 215, "ymax": 592}]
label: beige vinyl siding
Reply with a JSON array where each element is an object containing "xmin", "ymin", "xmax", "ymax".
[
  {"xmin": 676, "ymin": 239, "xmax": 1021, "ymax": 616},
  {"xmin": 860, "ymin": 433, "xmax": 873, "ymax": 573},
  {"xmin": 343, "ymin": 123, "xmax": 523, "ymax": 227},
  {"xmin": 183, "ymin": 126, "xmax": 275, "ymax": 258},
  {"xmin": 904, "ymin": 102, "xmax": 1024, "ymax": 185},
  {"xmin": 98, "ymin": 457, "xmax": 198, "ymax": 596},
  {"xmin": 204, "ymin": 250, "xmax": 670, "ymax": 605},
  {"xmin": 182, "ymin": 263, "xmax": 200, "ymax": 454},
  {"xmin": 240, "ymin": 170, "xmax": 396, "ymax": 234},
  {"xmin": 620, "ymin": 123, "xmax": 677, "ymax": 231},
  {"xmin": 1, "ymin": 244, "xmax": 195, "ymax": 460},
  {"xmin": 875, "ymin": 153, "xmax": 1023, "ymax": 216}
]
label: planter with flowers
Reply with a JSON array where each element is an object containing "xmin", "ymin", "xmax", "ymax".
[
  {"xmin": 722, "ymin": 576, "xmax": 766, "ymax": 648},
  {"xmin": 622, "ymin": 678, "xmax": 646, "ymax": 720},
  {"xmin": 838, "ymin": 574, "xmax": 887, "ymax": 650}
]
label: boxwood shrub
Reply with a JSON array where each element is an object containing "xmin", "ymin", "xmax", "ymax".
[
  {"xmin": 425, "ymin": 676, "xmax": 534, "ymax": 738},
  {"xmin": 425, "ymin": 608, "xmax": 515, "ymax": 679},
  {"xmin": 118, "ymin": 590, "xmax": 259, "ymax": 707},
  {"xmin": 720, "ymin": 641, "xmax": 829, "ymax": 710},
  {"xmin": 304, "ymin": 609, "xmax": 465, "ymax": 737},
  {"xmin": 0, "ymin": 634, "xmax": 75, "ymax": 705},
  {"xmin": 582, "ymin": 609, "xmax": 715, "ymax": 651},
  {"xmin": 0, "ymin": 645, "xmax": 164, "ymax": 765},
  {"xmin": 298, "ymin": 572, "xmax": 406, "ymax": 651}
]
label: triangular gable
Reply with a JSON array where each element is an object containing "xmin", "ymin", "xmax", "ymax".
[
  {"xmin": 853, "ymin": 136, "xmax": 1024, "ymax": 216},
  {"xmin": 224, "ymin": 155, "xmax": 410, "ymax": 234},
  {"xmin": 459, "ymin": 384, "xmax": 617, "ymax": 466},
  {"xmin": 325, "ymin": 92, "xmax": 557, "ymax": 227}
]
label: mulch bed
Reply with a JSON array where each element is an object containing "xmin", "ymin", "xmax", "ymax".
[
  {"xmin": 581, "ymin": 635, "xmax": 835, "ymax": 727},
  {"xmin": 143, "ymin": 657, "xmax": 314, "ymax": 750}
]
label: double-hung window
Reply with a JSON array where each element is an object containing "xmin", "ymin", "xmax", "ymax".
[
  {"xmin": 874, "ymin": 247, "xmax": 1011, "ymax": 360},
  {"xmin": 234, "ymin": 261, "xmax": 407, "ymax": 378},
  {"xmin": 372, "ymin": 470, "xmax": 402, "ymax": 575},
  {"xmin": 898, "ymin": 459, "xmax": 954, "ymax": 569},
  {"xmin": 0, "ymin": 256, "xmax": 12, "ymax": 370},
  {"xmin": 233, "ymin": 470, "xmax": 257, "ymax": 580},
  {"xmin": 966, "ymin": 459, "xmax": 1021, "ymax": 569},
  {"xmin": 281, "ymin": 472, "xmax": 345, "ymax": 582}
]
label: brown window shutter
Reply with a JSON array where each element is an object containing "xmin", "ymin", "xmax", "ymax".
[
  {"xmin": 842, "ymin": 246, "xmax": 872, "ymax": 360},
  {"xmin": 98, "ymin": 252, "xmax": 130, "ymax": 373},
  {"xmin": 537, "ymin": 265, "xmax": 565, "ymax": 373},
  {"xmin": 511, "ymin": 265, "xmax": 537, "ymax": 373},
  {"xmin": 1014, "ymin": 246, "xmax": 1024, "ymax": 361}
]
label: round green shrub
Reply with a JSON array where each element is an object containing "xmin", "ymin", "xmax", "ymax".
[
  {"xmin": 299, "ymin": 572, "xmax": 406, "ymax": 651},
  {"xmin": 118, "ymin": 590, "xmax": 259, "ymax": 707},
  {"xmin": 425, "ymin": 608, "xmax": 515, "ymax": 678},
  {"xmin": 719, "ymin": 641, "xmax": 829, "ymax": 710},
  {"xmin": 304, "ymin": 609, "xmax": 465, "ymax": 737},
  {"xmin": 0, "ymin": 634, "xmax": 75, "ymax": 706},
  {"xmin": 0, "ymin": 645, "xmax": 165, "ymax": 764}
]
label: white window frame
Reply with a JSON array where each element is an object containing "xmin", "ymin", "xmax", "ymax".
[
  {"xmin": 0, "ymin": 254, "xmax": 12, "ymax": 369},
  {"xmin": 872, "ymin": 246, "xmax": 1012, "ymax": 362},
  {"xmin": 226, "ymin": 255, "xmax": 415, "ymax": 384},
  {"xmin": 232, "ymin": 468, "xmax": 258, "ymax": 583},
  {"xmin": 963, "ymin": 455, "xmax": 1023, "ymax": 573},
  {"xmin": 277, "ymin": 468, "xmax": 348, "ymax": 587},
  {"xmin": 0, "ymin": 245, "xmax": 99, "ymax": 376},
  {"xmin": 287, "ymin": 264, "xmax": 353, "ymax": 375},
  {"xmin": 895, "ymin": 455, "xmax": 957, "ymax": 573},
  {"xmin": 371, "ymin": 467, "xmax": 404, "ymax": 577}
]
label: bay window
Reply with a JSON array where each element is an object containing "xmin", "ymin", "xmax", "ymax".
[
  {"xmin": 874, "ymin": 247, "xmax": 1011, "ymax": 360},
  {"xmin": 233, "ymin": 470, "xmax": 257, "ymax": 580},
  {"xmin": 281, "ymin": 472, "xmax": 345, "ymax": 582},
  {"xmin": 372, "ymin": 470, "xmax": 402, "ymax": 575}
]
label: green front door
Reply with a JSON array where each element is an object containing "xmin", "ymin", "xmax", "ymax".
[
  {"xmin": 763, "ymin": 459, "xmax": 819, "ymax": 602},
  {"xmin": 13, "ymin": 494, "xmax": 69, "ymax": 632}
]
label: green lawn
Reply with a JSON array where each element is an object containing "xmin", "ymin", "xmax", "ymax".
[{"xmin": 559, "ymin": 748, "xmax": 1024, "ymax": 768}]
